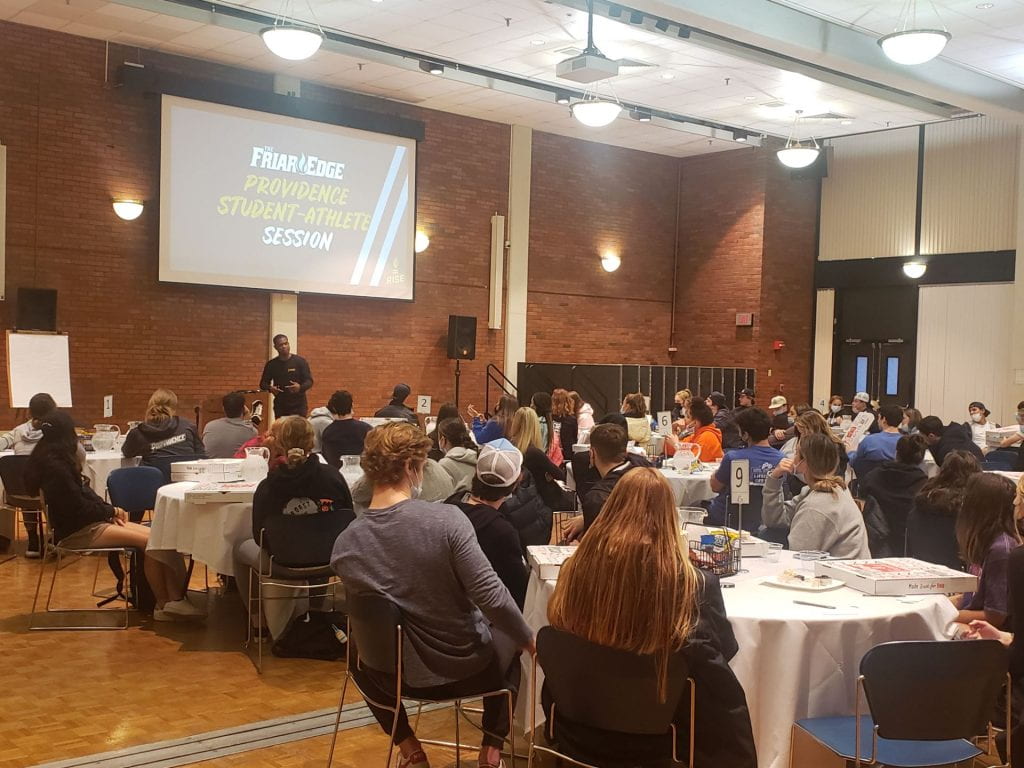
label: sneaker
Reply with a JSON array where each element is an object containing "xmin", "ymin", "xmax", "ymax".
[
  {"xmin": 397, "ymin": 750, "xmax": 429, "ymax": 768},
  {"xmin": 24, "ymin": 546, "xmax": 41, "ymax": 559},
  {"xmin": 153, "ymin": 608, "xmax": 178, "ymax": 622},
  {"xmin": 162, "ymin": 598, "xmax": 207, "ymax": 618}
]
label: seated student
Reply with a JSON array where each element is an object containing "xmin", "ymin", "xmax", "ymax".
[
  {"xmin": 435, "ymin": 417, "xmax": 479, "ymax": 494},
  {"xmin": 851, "ymin": 392, "xmax": 880, "ymax": 434},
  {"xmin": 507, "ymin": 406, "xmax": 570, "ymax": 512},
  {"xmin": 668, "ymin": 399, "xmax": 722, "ymax": 462},
  {"xmin": 967, "ymin": 401, "xmax": 995, "ymax": 455},
  {"xmin": 763, "ymin": 433, "xmax": 871, "ymax": 559},
  {"xmin": 122, "ymin": 389, "xmax": 206, "ymax": 470},
  {"xmin": 907, "ymin": 450, "xmax": 980, "ymax": 569},
  {"xmin": 25, "ymin": 411, "xmax": 199, "ymax": 620},
  {"xmin": 202, "ymin": 392, "xmax": 257, "ymax": 459},
  {"xmin": 707, "ymin": 408, "xmax": 783, "ymax": 530},
  {"xmin": 826, "ymin": 394, "xmax": 849, "ymax": 427},
  {"xmin": 771, "ymin": 402, "xmax": 813, "ymax": 448},
  {"xmin": 955, "ymin": 473, "xmax": 1022, "ymax": 629},
  {"xmin": 901, "ymin": 407, "xmax": 923, "ymax": 435},
  {"xmin": 998, "ymin": 400, "xmax": 1024, "ymax": 451},
  {"xmin": 321, "ymin": 390, "xmax": 372, "ymax": 468},
  {"xmin": 468, "ymin": 394, "xmax": 517, "ymax": 445},
  {"xmin": 707, "ymin": 391, "xmax": 743, "ymax": 451},
  {"xmin": 0, "ymin": 392, "xmax": 56, "ymax": 556},
  {"xmin": 565, "ymin": 423, "xmax": 650, "ymax": 541},
  {"xmin": 781, "ymin": 411, "xmax": 850, "ymax": 494},
  {"xmin": 859, "ymin": 434, "xmax": 929, "ymax": 556},
  {"xmin": 849, "ymin": 403, "xmax": 904, "ymax": 480},
  {"xmin": 446, "ymin": 439, "xmax": 530, "ymax": 608},
  {"xmin": 530, "ymin": 392, "xmax": 559, "ymax": 463},
  {"xmin": 373, "ymin": 383, "xmax": 419, "ymax": 425},
  {"xmin": 919, "ymin": 415, "xmax": 984, "ymax": 466},
  {"xmin": 348, "ymin": 453, "xmax": 454, "ymax": 512},
  {"xmin": 427, "ymin": 402, "xmax": 462, "ymax": 461},
  {"xmin": 547, "ymin": 468, "xmax": 755, "ymax": 768},
  {"xmin": 235, "ymin": 416, "xmax": 354, "ymax": 637},
  {"xmin": 308, "ymin": 403, "xmax": 333, "ymax": 453},
  {"xmin": 331, "ymin": 422, "xmax": 533, "ymax": 768},
  {"xmin": 620, "ymin": 392, "xmax": 652, "ymax": 448}
]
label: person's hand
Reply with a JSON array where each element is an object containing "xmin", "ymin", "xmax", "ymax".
[
  {"xmin": 269, "ymin": 385, "xmax": 283, "ymax": 395},
  {"xmin": 524, "ymin": 637, "xmax": 537, "ymax": 656},
  {"xmin": 774, "ymin": 429, "xmax": 787, "ymax": 442},
  {"xmin": 112, "ymin": 507, "xmax": 127, "ymax": 526},
  {"xmin": 965, "ymin": 620, "xmax": 1011, "ymax": 644},
  {"xmin": 467, "ymin": 404, "xmax": 480, "ymax": 420},
  {"xmin": 561, "ymin": 516, "xmax": 585, "ymax": 544},
  {"xmin": 285, "ymin": 382, "xmax": 301, "ymax": 393},
  {"xmin": 771, "ymin": 458, "xmax": 794, "ymax": 479},
  {"xmin": 1001, "ymin": 435, "xmax": 1020, "ymax": 448}
]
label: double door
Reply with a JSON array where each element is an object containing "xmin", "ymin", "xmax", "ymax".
[{"xmin": 837, "ymin": 339, "xmax": 912, "ymax": 407}]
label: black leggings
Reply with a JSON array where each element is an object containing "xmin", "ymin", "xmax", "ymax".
[{"xmin": 349, "ymin": 643, "xmax": 521, "ymax": 749}]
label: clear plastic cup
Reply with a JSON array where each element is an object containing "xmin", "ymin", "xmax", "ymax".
[{"xmin": 766, "ymin": 542, "xmax": 784, "ymax": 562}]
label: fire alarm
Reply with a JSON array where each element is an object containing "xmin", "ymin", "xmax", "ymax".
[{"xmin": 772, "ymin": 340, "xmax": 786, "ymax": 351}]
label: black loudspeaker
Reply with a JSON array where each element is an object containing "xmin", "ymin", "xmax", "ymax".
[
  {"xmin": 447, "ymin": 315, "xmax": 477, "ymax": 360},
  {"xmin": 16, "ymin": 288, "xmax": 57, "ymax": 331}
]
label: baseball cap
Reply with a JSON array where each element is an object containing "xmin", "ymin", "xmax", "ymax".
[
  {"xmin": 769, "ymin": 395, "xmax": 787, "ymax": 410},
  {"xmin": 708, "ymin": 391, "xmax": 727, "ymax": 409},
  {"xmin": 853, "ymin": 392, "xmax": 871, "ymax": 404},
  {"xmin": 740, "ymin": 388, "xmax": 755, "ymax": 398},
  {"xmin": 477, "ymin": 439, "xmax": 523, "ymax": 487},
  {"xmin": 969, "ymin": 401, "xmax": 991, "ymax": 416}
]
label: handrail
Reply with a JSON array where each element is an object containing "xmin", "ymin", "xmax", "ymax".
[{"xmin": 485, "ymin": 363, "xmax": 518, "ymax": 416}]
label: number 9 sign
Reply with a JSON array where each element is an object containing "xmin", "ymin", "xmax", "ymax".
[{"xmin": 731, "ymin": 458, "xmax": 750, "ymax": 505}]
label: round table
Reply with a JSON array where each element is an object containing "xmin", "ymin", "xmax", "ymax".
[
  {"xmin": 148, "ymin": 482, "xmax": 253, "ymax": 576},
  {"xmin": 658, "ymin": 466, "xmax": 717, "ymax": 507},
  {"xmin": 83, "ymin": 449, "xmax": 131, "ymax": 499},
  {"xmin": 518, "ymin": 551, "xmax": 956, "ymax": 768}
]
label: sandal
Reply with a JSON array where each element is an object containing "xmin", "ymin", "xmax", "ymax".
[{"xmin": 397, "ymin": 750, "xmax": 429, "ymax": 768}]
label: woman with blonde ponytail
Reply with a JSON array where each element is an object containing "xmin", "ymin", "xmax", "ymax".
[
  {"xmin": 235, "ymin": 416, "xmax": 355, "ymax": 636},
  {"xmin": 122, "ymin": 388, "xmax": 205, "ymax": 468},
  {"xmin": 763, "ymin": 432, "xmax": 871, "ymax": 558}
]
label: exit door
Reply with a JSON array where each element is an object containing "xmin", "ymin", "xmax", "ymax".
[{"xmin": 832, "ymin": 286, "xmax": 918, "ymax": 407}]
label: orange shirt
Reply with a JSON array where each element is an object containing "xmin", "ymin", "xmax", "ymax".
[{"xmin": 688, "ymin": 424, "xmax": 724, "ymax": 462}]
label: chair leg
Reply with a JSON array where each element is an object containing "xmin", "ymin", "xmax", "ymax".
[
  {"xmin": 507, "ymin": 690, "xmax": 515, "ymax": 768},
  {"xmin": 257, "ymin": 571, "xmax": 264, "ymax": 674},
  {"xmin": 454, "ymin": 699, "xmax": 461, "ymax": 768},
  {"xmin": 28, "ymin": 543, "xmax": 50, "ymax": 628},
  {"xmin": 326, "ymin": 672, "xmax": 350, "ymax": 768}
]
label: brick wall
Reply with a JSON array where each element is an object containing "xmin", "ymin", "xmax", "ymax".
[{"xmin": 1, "ymin": 19, "xmax": 818, "ymax": 426}]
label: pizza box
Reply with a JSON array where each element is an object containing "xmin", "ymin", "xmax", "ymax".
[
  {"xmin": 527, "ymin": 545, "xmax": 576, "ymax": 580},
  {"xmin": 986, "ymin": 426, "xmax": 1019, "ymax": 447},
  {"xmin": 171, "ymin": 459, "xmax": 244, "ymax": 482},
  {"xmin": 813, "ymin": 557, "xmax": 976, "ymax": 596},
  {"xmin": 682, "ymin": 524, "xmax": 771, "ymax": 557},
  {"xmin": 183, "ymin": 481, "xmax": 259, "ymax": 504}
]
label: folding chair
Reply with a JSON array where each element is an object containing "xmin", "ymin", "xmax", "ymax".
[
  {"xmin": 0, "ymin": 454, "xmax": 43, "ymax": 561},
  {"xmin": 792, "ymin": 639, "xmax": 1010, "ymax": 767},
  {"xmin": 326, "ymin": 591, "xmax": 515, "ymax": 768}
]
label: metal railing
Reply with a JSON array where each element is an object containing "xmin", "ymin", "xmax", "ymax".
[{"xmin": 484, "ymin": 364, "xmax": 518, "ymax": 417}]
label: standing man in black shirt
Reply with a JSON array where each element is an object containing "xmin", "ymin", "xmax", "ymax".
[{"xmin": 260, "ymin": 334, "xmax": 313, "ymax": 418}]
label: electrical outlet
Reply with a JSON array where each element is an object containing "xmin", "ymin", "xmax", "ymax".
[{"xmin": 103, "ymin": 395, "xmax": 113, "ymax": 418}]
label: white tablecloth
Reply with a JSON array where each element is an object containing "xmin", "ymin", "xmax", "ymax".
[
  {"xmin": 148, "ymin": 482, "xmax": 254, "ymax": 576},
  {"xmin": 519, "ymin": 552, "xmax": 957, "ymax": 768},
  {"xmin": 658, "ymin": 466, "xmax": 717, "ymax": 507},
  {"xmin": 83, "ymin": 450, "xmax": 131, "ymax": 499}
]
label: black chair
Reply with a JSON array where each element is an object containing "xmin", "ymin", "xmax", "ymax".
[
  {"xmin": 531, "ymin": 625, "xmax": 695, "ymax": 768},
  {"xmin": 725, "ymin": 484, "xmax": 765, "ymax": 534},
  {"xmin": 906, "ymin": 508, "xmax": 962, "ymax": 571},
  {"xmin": 0, "ymin": 454, "xmax": 43, "ymax": 560},
  {"xmin": 106, "ymin": 466, "xmax": 166, "ymax": 523},
  {"xmin": 984, "ymin": 450, "xmax": 1020, "ymax": 471},
  {"xmin": 326, "ymin": 591, "xmax": 516, "ymax": 768},
  {"xmin": 793, "ymin": 639, "xmax": 1010, "ymax": 767}
]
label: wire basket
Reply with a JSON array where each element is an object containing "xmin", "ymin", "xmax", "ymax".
[{"xmin": 688, "ymin": 539, "xmax": 741, "ymax": 577}]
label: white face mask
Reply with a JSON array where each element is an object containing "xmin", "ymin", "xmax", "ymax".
[
  {"xmin": 830, "ymin": 405, "xmax": 842, "ymax": 414},
  {"xmin": 971, "ymin": 413, "xmax": 983, "ymax": 423},
  {"xmin": 407, "ymin": 469, "xmax": 423, "ymax": 499}
]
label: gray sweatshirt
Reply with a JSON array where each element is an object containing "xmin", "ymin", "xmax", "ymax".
[
  {"xmin": 762, "ymin": 474, "xmax": 871, "ymax": 559},
  {"xmin": 439, "ymin": 447, "xmax": 478, "ymax": 494},
  {"xmin": 331, "ymin": 498, "xmax": 532, "ymax": 687},
  {"xmin": 348, "ymin": 459, "xmax": 454, "ymax": 515}
]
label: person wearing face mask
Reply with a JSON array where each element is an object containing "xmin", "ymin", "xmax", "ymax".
[
  {"xmin": 331, "ymin": 422, "xmax": 534, "ymax": 768},
  {"xmin": 998, "ymin": 402, "xmax": 1024, "ymax": 472},
  {"xmin": 826, "ymin": 395, "xmax": 849, "ymax": 427},
  {"xmin": 435, "ymin": 417, "xmax": 479, "ymax": 494},
  {"xmin": 901, "ymin": 407, "xmax": 923, "ymax": 435},
  {"xmin": 707, "ymin": 391, "xmax": 743, "ymax": 450},
  {"xmin": 671, "ymin": 389, "xmax": 694, "ymax": 440},
  {"xmin": 967, "ymin": 401, "xmax": 996, "ymax": 455},
  {"xmin": 346, "ymin": 430, "xmax": 455, "ymax": 514},
  {"xmin": 851, "ymin": 391, "xmax": 881, "ymax": 434}
]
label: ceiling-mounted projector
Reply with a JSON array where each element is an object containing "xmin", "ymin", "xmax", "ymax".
[{"xmin": 556, "ymin": 52, "xmax": 619, "ymax": 83}]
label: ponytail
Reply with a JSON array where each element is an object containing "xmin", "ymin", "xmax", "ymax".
[
  {"xmin": 809, "ymin": 476, "xmax": 847, "ymax": 494},
  {"xmin": 286, "ymin": 447, "xmax": 307, "ymax": 469}
]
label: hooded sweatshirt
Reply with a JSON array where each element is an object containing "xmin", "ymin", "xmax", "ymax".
[
  {"xmin": 252, "ymin": 454, "xmax": 354, "ymax": 567},
  {"xmin": 122, "ymin": 417, "xmax": 205, "ymax": 462},
  {"xmin": 581, "ymin": 453, "xmax": 654, "ymax": 533},
  {"xmin": 0, "ymin": 420, "xmax": 44, "ymax": 455},
  {"xmin": 688, "ymin": 423, "xmax": 724, "ymax": 463},
  {"xmin": 449, "ymin": 492, "xmax": 530, "ymax": 609},
  {"xmin": 439, "ymin": 447, "xmax": 479, "ymax": 494},
  {"xmin": 576, "ymin": 403, "xmax": 595, "ymax": 432},
  {"xmin": 762, "ymin": 475, "xmax": 871, "ymax": 559},
  {"xmin": 348, "ymin": 458, "xmax": 455, "ymax": 513},
  {"xmin": 309, "ymin": 407, "xmax": 333, "ymax": 452},
  {"xmin": 859, "ymin": 461, "xmax": 927, "ymax": 556}
]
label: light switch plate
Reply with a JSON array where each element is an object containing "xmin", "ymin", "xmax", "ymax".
[{"xmin": 103, "ymin": 395, "xmax": 113, "ymax": 418}]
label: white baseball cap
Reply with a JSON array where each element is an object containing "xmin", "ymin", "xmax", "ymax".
[
  {"xmin": 477, "ymin": 439, "xmax": 523, "ymax": 487},
  {"xmin": 854, "ymin": 392, "xmax": 871, "ymax": 403}
]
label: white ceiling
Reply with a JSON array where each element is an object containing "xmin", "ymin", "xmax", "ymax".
[
  {"xmin": 1, "ymin": 0, "xmax": 1009, "ymax": 156},
  {"xmin": 773, "ymin": 0, "xmax": 1024, "ymax": 88}
]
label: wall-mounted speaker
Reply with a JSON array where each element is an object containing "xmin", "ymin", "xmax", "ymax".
[
  {"xmin": 16, "ymin": 287, "xmax": 57, "ymax": 331},
  {"xmin": 447, "ymin": 315, "xmax": 477, "ymax": 360}
]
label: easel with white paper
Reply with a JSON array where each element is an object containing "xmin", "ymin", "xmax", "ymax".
[{"xmin": 6, "ymin": 330, "xmax": 72, "ymax": 408}]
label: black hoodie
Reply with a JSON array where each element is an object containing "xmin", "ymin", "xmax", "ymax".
[
  {"xmin": 122, "ymin": 417, "xmax": 205, "ymax": 462},
  {"xmin": 448, "ymin": 492, "xmax": 530, "ymax": 609},
  {"xmin": 252, "ymin": 455, "xmax": 355, "ymax": 567},
  {"xmin": 860, "ymin": 461, "xmax": 927, "ymax": 556},
  {"xmin": 581, "ymin": 453, "xmax": 653, "ymax": 533}
]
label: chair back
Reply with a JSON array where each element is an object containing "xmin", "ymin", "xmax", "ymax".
[
  {"xmin": 861, "ymin": 640, "xmax": 1007, "ymax": 741},
  {"xmin": 0, "ymin": 454, "xmax": 33, "ymax": 498},
  {"xmin": 537, "ymin": 625, "xmax": 690, "ymax": 735},
  {"xmin": 727, "ymin": 484, "xmax": 764, "ymax": 533},
  {"xmin": 346, "ymin": 591, "xmax": 402, "ymax": 676},
  {"xmin": 106, "ymin": 467, "xmax": 166, "ymax": 516},
  {"xmin": 905, "ymin": 508, "xmax": 962, "ymax": 571},
  {"xmin": 983, "ymin": 450, "xmax": 1019, "ymax": 471}
]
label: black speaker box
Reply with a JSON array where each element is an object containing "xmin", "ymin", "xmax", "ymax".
[
  {"xmin": 16, "ymin": 288, "xmax": 58, "ymax": 331},
  {"xmin": 447, "ymin": 315, "xmax": 477, "ymax": 360}
]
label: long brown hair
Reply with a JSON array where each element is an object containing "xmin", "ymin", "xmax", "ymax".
[
  {"xmin": 919, "ymin": 450, "xmax": 981, "ymax": 513},
  {"xmin": 568, "ymin": 391, "xmax": 585, "ymax": 415},
  {"xmin": 494, "ymin": 394, "xmax": 518, "ymax": 432},
  {"xmin": 146, "ymin": 388, "xmax": 178, "ymax": 424},
  {"xmin": 547, "ymin": 468, "xmax": 700, "ymax": 699},
  {"xmin": 956, "ymin": 473, "xmax": 1020, "ymax": 566},
  {"xmin": 796, "ymin": 432, "xmax": 846, "ymax": 494},
  {"xmin": 551, "ymin": 388, "xmax": 573, "ymax": 420}
]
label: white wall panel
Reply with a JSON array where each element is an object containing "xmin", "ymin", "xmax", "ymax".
[
  {"xmin": 921, "ymin": 117, "xmax": 1019, "ymax": 256},
  {"xmin": 819, "ymin": 127, "xmax": 918, "ymax": 262},
  {"xmin": 812, "ymin": 289, "xmax": 835, "ymax": 412},
  {"xmin": 915, "ymin": 283, "xmax": 1015, "ymax": 426}
]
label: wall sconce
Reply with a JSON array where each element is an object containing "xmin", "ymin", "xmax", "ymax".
[
  {"xmin": 903, "ymin": 261, "xmax": 927, "ymax": 279},
  {"xmin": 414, "ymin": 231, "xmax": 430, "ymax": 253},
  {"xmin": 112, "ymin": 199, "xmax": 144, "ymax": 221},
  {"xmin": 601, "ymin": 251, "xmax": 621, "ymax": 272}
]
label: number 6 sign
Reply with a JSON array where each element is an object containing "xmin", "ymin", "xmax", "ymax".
[
  {"xmin": 731, "ymin": 459, "xmax": 750, "ymax": 505},
  {"xmin": 656, "ymin": 411, "xmax": 673, "ymax": 436}
]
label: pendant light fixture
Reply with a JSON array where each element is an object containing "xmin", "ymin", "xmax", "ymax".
[
  {"xmin": 776, "ymin": 110, "xmax": 820, "ymax": 169},
  {"xmin": 569, "ymin": 0, "xmax": 622, "ymax": 128},
  {"xmin": 261, "ymin": 0, "xmax": 323, "ymax": 61},
  {"xmin": 879, "ymin": 0, "xmax": 951, "ymax": 65},
  {"xmin": 903, "ymin": 261, "xmax": 927, "ymax": 279}
]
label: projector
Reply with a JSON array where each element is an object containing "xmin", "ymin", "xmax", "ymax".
[{"xmin": 555, "ymin": 52, "xmax": 619, "ymax": 83}]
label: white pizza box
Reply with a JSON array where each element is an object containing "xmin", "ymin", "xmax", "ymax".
[
  {"xmin": 682, "ymin": 524, "xmax": 770, "ymax": 557},
  {"xmin": 986, "ymin": 426, "xmax": 1019, "ymax": 446},
  {"xmin": 171, "ymin": 459, "xmax": 244, "ymax": 482},
  {"xmin": 813, "ymin": 557, "xmax": 977, "ymax": 596},
  {"xmin": 183, "ymin": 481, "xmax": 259, "ymax": 504},
  {"xmin": 527, "ymin": 545, "xmax": 576, "ymax": 580}
]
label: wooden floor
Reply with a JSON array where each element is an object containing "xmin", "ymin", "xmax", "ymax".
[{"xmin": 0, "ymin": 542, "xmax": 538, "ymax": 768}]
